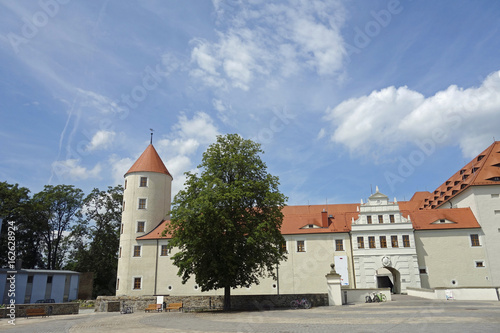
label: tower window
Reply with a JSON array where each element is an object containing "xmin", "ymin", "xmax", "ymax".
[
  {"xmin": 137, "ymin": 221, "xmax": 145, "ymax": 233},
  {"xmin": 124, "ymin": 179, "xmax": 127, "ymax": 189},
  {"xmin": 133, "ymin": 245, "xmax": 141, "ymax": 257},
  {"xmin": 357, "ymin": 237, "xmax": 364, "ymax": 249},
  {"xmin": 120, "ymin": 223, "xmax": 124, "ymax": 234},
  {"xmin": 116, "ymin": 278, "xmax": 120, "ymax": 290},
  {"xmin": 138, "ymin": 198, "xmax": 147, "ymax": 209},
  {"xmin": 119, "ymin": 247, "xmax": 122, "ymax": 258},
  {"xmin": 140, "ymin": 177, "xmax": 148, "ymax": 187},
  {"xmin": 335, "ymin": 239, "xmax": 344, "ymax": 251},
  {"xmin": 475, "ymin": 261, "xmax": 484, "ymax": 268},
  {"xmin": 133, "ymin": 277, "xmax": 141, "ymax": 290},
  {"xmin": 380, "ymin": 236, "xmax": 387, "ymax": 248}
]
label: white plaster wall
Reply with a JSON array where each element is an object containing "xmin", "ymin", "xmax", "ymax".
[
  {"xmin": 414, "ymin": 229, "xmax": 491, "ymax": 288},
  {"xmin": 449, "ymin": 185, "xmax": 500, "ymax": 286}
]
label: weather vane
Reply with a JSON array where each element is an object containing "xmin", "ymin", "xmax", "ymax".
[{"xmin": 150, "ymin": 128, "xmax": 154, "ymax": 144}]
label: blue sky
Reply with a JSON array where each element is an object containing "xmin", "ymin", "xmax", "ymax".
[{"xmin": 1, "ymin": 0, "xmax": 499, "ymax": 205}]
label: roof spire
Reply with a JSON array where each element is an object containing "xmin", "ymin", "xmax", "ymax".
[{"xmin": 150, "ymin": 128, "xmax": 154, "ymax": 144}]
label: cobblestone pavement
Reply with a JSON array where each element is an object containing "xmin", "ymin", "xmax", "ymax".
[{"xmin": 2, "ymin": 295, "xmax": 500, "ymax": 333}]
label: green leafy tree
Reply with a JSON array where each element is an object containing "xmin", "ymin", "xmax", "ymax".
[
  {"xmin": 0, "ymin": 182, "xmax": 44, "ymax": 268},
  {"xmin": 66, "ymin": 185, "xmax": 123, "ymax": 297},
  {"xmin": 33, "ymin": 185, "xmax": 84, "ymax": 269},
  {"xmin": 166, "ymin": 134, "xmax": 287, "ymax": 310}
]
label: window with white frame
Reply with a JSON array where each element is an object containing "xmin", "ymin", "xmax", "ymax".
[{"xmin": 297, "ymin": 240, "xmax": 305, "ymax": 252}]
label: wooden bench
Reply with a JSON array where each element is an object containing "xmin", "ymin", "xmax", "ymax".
[
  {"xmin": 144, "ymin": 304, "xmax": 162, "ymax": 312},
  {"xmin": 26, "ymin": 308, "xmax": 47, "ymax": 318},
  {"xmin": 165, "ymin": 302, "xmax": 183, "ymax": 312}
]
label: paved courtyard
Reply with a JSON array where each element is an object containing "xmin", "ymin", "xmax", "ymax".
[{"xmin": 2, "ymin": 295, "xmax": 499, "ymax": 333}]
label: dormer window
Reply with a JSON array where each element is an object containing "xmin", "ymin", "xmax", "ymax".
[
  {"xmin": 477, "ymin": 155, "xmax": 485, "ymax": 161},
  {"xmin": 439, "ymin": 219, "xmax": 445, "ymax": 223},
  {"xmin": 460, "ymin": 169, "xmax": 466, "ymax": 175}
]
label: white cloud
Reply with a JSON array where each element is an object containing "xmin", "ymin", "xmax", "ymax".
[
  {"xmin": 190, "ymin": 0, "xmax": 347, "ymax": 90},
  {"xmin": 109, "ymin": 155, "xmax": 134, "ymax": 186},
  {"xmin": 86, "ymin": 130, "xmax": 116, "ymax": 151},
  {"xmin": 326, "ymin": 70, "xmax": 500, "ymax": 158},
  {"xmin": 51, "ymin": 159, "xmax": 101, "ymax": 181}
]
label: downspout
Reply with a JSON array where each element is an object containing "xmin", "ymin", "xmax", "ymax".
[
  {"xmin": 154, "ymin": 239, "xmax": 159, "ymax": 295},
  {"xmin": 348, "ymin": 232, "xmax": 357, "ymax": 289}
]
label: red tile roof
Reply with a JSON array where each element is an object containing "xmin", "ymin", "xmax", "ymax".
[
  {"xmin": 137, "ymin": 220, "xmax": 171, "ymax": 240},
  {"xmin": 419, "ymin": 141, "xmax": 500, "ymax": 209},
  {"xmin": 126, "ymin": 144, "xmax": 172, "ymax": 177},
  {"xmin": 410, "ymin": 208, "xmax": 480, "ymax": 230}
]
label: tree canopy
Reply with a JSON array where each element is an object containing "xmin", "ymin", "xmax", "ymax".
[{"xmin": 166, "ymin": 134, "xmax": 287, "ymax": 310}]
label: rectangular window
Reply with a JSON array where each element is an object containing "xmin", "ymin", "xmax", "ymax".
[
  {"xmin": 137, "ymin": 221, "xmax": 145, "ymax": 233},
  {"xmin": 389, "ymin": 215, "xmax": 395, "ymax": 223},
  {"xmin": 281, "ymin": 241, "xmax": 288, "ymax": 254},
  {"xmin": 120, "ymin": 223, "xmax": 124, "ymax": 234},
  {"xmin": 357, "ymin": 237, "xmax": 364, "ymax": 249},
  {"xmin": 123, "ymin": 201, "xmax": 125, "ymax": 211},
  {"xmin": 133, "ymin": 245, "xmax": 141, "ymax": 257},
  {"xmin": 335, "ymin": 239, "xmax": 344, "ymax": 251},
  {"xmin": 161, "ymin": 245, "xmax": 169, "ymax": 256},
  {"xmin": 491, "ymin": 194, "xmax": 499, "ymax": 198},
  {"xmin": 403, "ymin": 235, "xmax": 410, "ymax": 247},
  {"xmin": 475, "ymin": 261, "xmax": 484, "ymax": 268},
  {"xmin": 391, "ymin": 235, "xmax": 398, "ymax": 248},
  {"xmin": 470, "ymin": 234, "xmax": 480, "ymax": 246},
  {"xmin": 133, "ymin": 277, "xmax": 141, "ymax": 290},
  {"xmin": 419, "ymin": 268, "xmax": 427, "ymax": 274},
  {"xmin": 119, "ymin": 247, "xmax": 122, "ymax": 258},
  {"xmin": 140, "ymin": 177, "xmax": 148, "ymax": 187},
  {"xmin": 378, "ymin": 215, "xmax": 384, "ymax": 224},
  {"xmin": 367, "ymin": 216, "xmax": 372, "ymax": 224},
  {"xmin": 116, "ymin": 278, "xmax": 119, "ymax": 290},
  {"xmin": 124, "ymin": 179, "xmax": 127, "ymax": 189},
  {"xmin": 368, "ymin": 236, "xmax": 376, "ymax": 248},
  {"xmin": 297, "ymin": 240, "xmax": 305, "ymax": 252},
  {"xmin": 138, "ymin": 198, "xmax": 146, "ymax": 209},
  {"xmin": 380, "ymin": 236, "xmax": 387, "ymax": 248},
  {"xmin": 494, "ymin": 210, "xmax": 500, "ymax": 215}
]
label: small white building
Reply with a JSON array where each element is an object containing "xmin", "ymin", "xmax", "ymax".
[
  {"xmin": 116, "ymin": 141, "xmax": 500, "ymax": 297},
  {"xmin": 0, "ymin": 269, "xmax": 80, "ymax": 304}
]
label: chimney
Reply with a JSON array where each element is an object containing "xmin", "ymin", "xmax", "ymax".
[{"xmin": 321, "ymin": 209, "xmax": 329, "ymax": 228}]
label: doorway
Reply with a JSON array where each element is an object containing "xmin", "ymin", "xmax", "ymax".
[{"xmin": 376, "ymin": 267, "xmax": 401, "ymax": 294}]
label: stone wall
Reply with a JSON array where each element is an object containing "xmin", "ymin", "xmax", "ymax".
[
  {"xmin": 95, "ymin": 293, "xmax": 328, "ymax": 312},
  {"xmin": 0, "ymin": 302, "xmax": 79, "ymax": 318}
]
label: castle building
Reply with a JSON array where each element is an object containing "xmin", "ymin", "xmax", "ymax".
[{"xmin": 116, "ymin": 141, "xmax": 500, "ymax": 297}]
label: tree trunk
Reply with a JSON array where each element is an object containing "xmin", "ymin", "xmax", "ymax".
[{"xmin": 223, "ymin": 285, "xmax": 231, "ymax": 311}]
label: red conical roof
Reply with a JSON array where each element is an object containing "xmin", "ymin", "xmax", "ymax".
[{"xmin": 125, "ymin": 144, "xmax": 172, "ymax": 177}]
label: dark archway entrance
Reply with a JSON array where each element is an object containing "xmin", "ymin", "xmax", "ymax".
[{"xmin": 376, "ymin": 267, "xmax": 401, "ymax": 294}]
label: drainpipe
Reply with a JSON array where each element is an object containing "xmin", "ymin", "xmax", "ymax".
[
  {"xmin": 154, "ymin": 239, "xmax": 159, "ymax": 295},
  {"xmin": 348, "ymin": 233, "xmax": 357, "ymax": 289}
]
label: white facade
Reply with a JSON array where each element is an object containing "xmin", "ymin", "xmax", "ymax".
[{"xmin": 351, "ymin": 189, "xmax": 420, "ymax": 293}]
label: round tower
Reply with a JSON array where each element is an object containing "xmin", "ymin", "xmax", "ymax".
[{"xmin": 116, "ymin": 144, "xmax": 172, "ymax": 296}]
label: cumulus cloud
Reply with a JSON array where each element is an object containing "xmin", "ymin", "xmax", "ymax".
[
  {"xmin": 191, "ymin": 0, "xmax": 347, "ymax": 90},
  {"xmin": 86, "ymin": 130, "xmax": 116, "ymax": 151},
  {"xmin": 325, "ymin": 70, "xmax": 500, "ymax": 158},
  {"xmin": 52, "ymin": 159, "xmax": 102, "ymax": 181}
]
